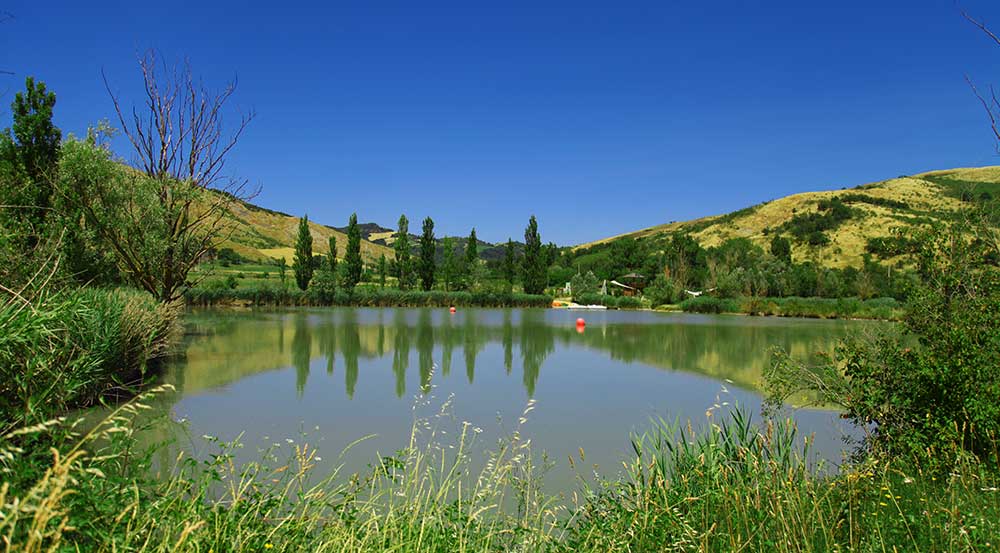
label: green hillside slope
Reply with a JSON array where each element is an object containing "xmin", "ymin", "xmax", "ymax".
[
  {"xmin": 576, "ymin": 166, "xmax": 1000, "ymax": 268},
  {"xmin": 210, "ymin": 193, "xmax": 395, "ymax": 263}
]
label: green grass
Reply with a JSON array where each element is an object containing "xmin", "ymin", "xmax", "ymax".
[
  {"xmin": 0, "ymin": 286, "xmax": 177, "ymax": 429},
  {"xmin": 4, "ymin": 398, "xmax": 998, "ymax": 552},
  {"xmin": 185, "ymin": 285, "xmax": 554, "ymax": 308},
  {"xmin": 677, "ymin": 295, "xmax": 902, "ymax": 320}
]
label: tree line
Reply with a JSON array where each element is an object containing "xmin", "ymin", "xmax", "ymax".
[{"xmin": 288, "ymin": 212, "xmax": 551, "ymax": 296}]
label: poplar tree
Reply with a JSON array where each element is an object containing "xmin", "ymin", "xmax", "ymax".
[
  {"xmin": 328, "ymin": 235, "xmax": 338, "ymax": 274},
  {"xmin": 465, "ymin": 228, "xmax": 479, "ymax": 267},
  {"xmin": 378, "ymin": 253, "xmax": 387, "ymax": 288},
  {"xmin": 503, "ymin": 238, "xmax": 517, "ymax": 286},
  {"xmin": 419, "ymin": 216, "xmax": 436, "ymax": 291},
  {"xmin": 442, "ymin": 236, "xmax": 456, "ymax": 291},
  {"xmin": 343, "ymin": 212, "xmax": 363, "ymax": 290},
  {"xmin": 522, "ymin": 215, "xmax": 546, "ymax": 295},
  {"xmin": 394, "ymin": 214, "xmax": 412, "ymax": 290},
  {"xmin": 293, "ymin": 215, "xmax": 313, "ymax": 290}
]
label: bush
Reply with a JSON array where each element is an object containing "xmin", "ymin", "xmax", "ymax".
[
  {"xmin": 766, "ymin": 222, "xmax": 1000, "ymax": 469},
  {"xmin": 678, "ymin": 296, "xmax": 739, "ymax": 314}
]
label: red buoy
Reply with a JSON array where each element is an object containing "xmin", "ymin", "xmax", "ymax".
[
  {"xmin": 449, "ymin": 306, "xmax": 456, "ymax": 314},
  {"xmin": 576, "ymin": 317, "xmax": 585, "ymax": 326}
]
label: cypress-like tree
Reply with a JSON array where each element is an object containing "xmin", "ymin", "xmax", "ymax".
[
  {"xmin": 293, "ymin": 215, "xmax": 313, "ymax": 290},
  {"xmin": 503, "ymin": 238, "xmax": 517, "ymax": 285},
  {"xmin": 441, "ymin": 236, "xmax": 456, "ymax": 291},
  {"xmin": 522, "ymin": 215, "xmax": 546, "ymax": 294},
  {"xmin": 419, "ymin": 216, "xmax": 436, "ymax": 291},
  {"xmin": 378, "ymin": 253, "xmax": 387, "ymax": 288},
  {"xmin": 394, "ymin": 214, "xmax": 412, "ymax": 290},
  {"xmin": 328, "ymin": 235, "xmax": 338, "ymax": 274},
  {"xmin": 465, "ymin": 228, "xmax": 479, "ymax": 268},
  {"xmin": 343, "ymin": 212, "xmax": 363, "ymax": 290}
]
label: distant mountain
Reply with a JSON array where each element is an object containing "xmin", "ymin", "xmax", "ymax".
[
  {"xmin": 335, "ymin": 222, "xmax": 525, "ymax": 262},
  {"xmin": 574, "ymin": 166, "xmax": 1000, "ymax": 268}
]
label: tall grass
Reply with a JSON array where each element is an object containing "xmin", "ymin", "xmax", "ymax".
[
  {"xmin": 3, "ymin": 398, "xmax": 998, "ymax": 551},
  {"xmin": 565, "ymin": 409, "xmax": 1000, "ymax": 551},
  {"xmin": 1, "ymin": 391, "xmax": 565, "ymax": 552},
  {"xmin": 0, "ymin": 287, "xmax": 176, "ymax": 429}
]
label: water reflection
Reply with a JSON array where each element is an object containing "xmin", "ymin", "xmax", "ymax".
[{"xmin": 166, "ymin": 308, "xmax": 874, "ymax": 401}]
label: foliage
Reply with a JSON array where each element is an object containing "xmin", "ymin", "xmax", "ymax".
[
  {"xmin": 418, "ymin": 216, "xmax": 436, "ymax": 291},
  {"xmin": 0, "ymin": 286, "xmax": 175, "ymax": 428},
  {"xmin": 770, "ymin": 234, "xmax": 792, "ymax": 264},
  {"xmin": 643, "ymin": 275, "xmax": 682, "ymax": 306},
  {"xmin": 440, "ymin": 237, "xmax": 458, "ymax": 291},
  {"xmin": 394, "ymin": 214, "xmax": 414, "ymax": 290},
  {"xmin": 343, "ymin": 213, "xmax": 363, "ymax": 290},
  {"xmin": 186, "ymin": 284, "xmax": 552, "ymax": 308},
  {"xmin": 780, "ymin": 197, "xmax": 854, "ymax": 245},
  {"xmin": 840, "ymin": 192, "xmax": 909, "ymax": 210},
  {"xmin": 465, "ymin": 227, "xmax": 478, "ymax": 266},
  {"xmin": 377, "ymin": 253, "xmax": 387, "ymax": 288},
  {"xmin": 570, "ymin": 271, "xmax": 599, "ymax": 301},
  {"xmin": 502, "ymin": 238, "xmax": 518, "ymax": 286},
  {"xmin": 327, "ymin": 235, "xmax": 338, "ymax": 274},
  {"xmin": 522, "ymin": 215, "xmax": 546, "ymax": 295},
  {"xmin": 678, "ymin": 296, "xmax": 740, "ymax": 314},
  {"xmin": 766, "ymin": 219, "xmax": 1000, "ymax": 468},
  {"xmin": 293, "ymin": 215, "xmax": 313, "ymax": 291},
  {"xmin": 1, "ymin": 76, "xmax": 61, "ymax": 238},
  {"xmin": 865, "ymin": 234, "xmax": 920, "ymax": 258}
]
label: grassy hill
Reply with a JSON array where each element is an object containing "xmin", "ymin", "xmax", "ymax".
[
  {"xmin": 209, "ymin": 193, "xmax": 394, "ymax": 263},
  {"xmin": 575, "ymin": 166, "xmax": 1000, "ymax": 268}
]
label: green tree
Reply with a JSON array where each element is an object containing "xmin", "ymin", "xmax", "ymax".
[
  {"xmin": 2, "ymin": 77, "xmax": 61, "ymax": 224},
  {"xmin": 465, "ymin": 228, "xmax": 479, "ymax": 267},
  {"xmin": 327, "ymin": 235, "xmax": 338, "ymax": 274},
  {"xmin": 503, "ymin": 238, "xmax": 517, "ymax": 290},
  {"xmin": 394, "ymin": 214, "xmax": 413, "ymax": 290},
  {"xmin": 378, "ymin": 253, "xmax": 387, "ymax": 288},
  {"xmin": 522, "ymin": 215, "xmax": 547, "ymax": 295},
  {"xmin": 293, "ymin": 215, "xmax": 314, "ymax": 290},
  {"xmin": 441, "ymin": 236, "xmax": 456, "ymax": 291},
  {"xmin": 770, "ymin": 235, "xmax": 792, "ymax": 264},
  {"xmin": 343, "ymin": 212, "xmax": 363, "ymax": 290},
  {"xmin": 419, "ymin": 216, "xmax": 436, "ymax": 291}
]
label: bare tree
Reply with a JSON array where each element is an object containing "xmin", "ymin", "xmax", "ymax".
[
  {"xmin": 962, "ymin": 9, "xmax": 1000, "ymax": 257},
  {"xmin": 67, "ymin": 51, "xmax": 255, "ymax": 303}
]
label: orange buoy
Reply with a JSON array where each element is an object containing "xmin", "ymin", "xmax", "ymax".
[{"xmin": 449, "ymin": 306, "xmax": 456, "ymax": 314}]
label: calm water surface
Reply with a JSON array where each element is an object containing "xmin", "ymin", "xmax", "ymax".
[{"xmin": 147, "ymin": 308, "xmax": 875, "ymax": 491}]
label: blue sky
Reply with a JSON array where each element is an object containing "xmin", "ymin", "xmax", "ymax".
[{"xmin": 4, "ymin": 1, "xmax": 1000, "ymax": 245}]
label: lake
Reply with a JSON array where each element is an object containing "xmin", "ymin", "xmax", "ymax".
[{"xmin": 145, "ymin": 308, "xmax": 874, "ymax": 492}]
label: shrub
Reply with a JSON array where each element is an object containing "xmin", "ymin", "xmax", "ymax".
[
  {"xmin": 678, "ymin": 296, "xmax": 739, "ymax": 314},
  {"xmin": 766, "ymin": 222, "xmax": 1000, "ymax": 469}
]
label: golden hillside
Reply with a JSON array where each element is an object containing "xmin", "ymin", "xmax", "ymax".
[
  {"xmin": 210, "ymin": 193, "xmax": 395, "ymax": 263},
  {"xmin": 576, "ymin": 166, "xmax": 1000, "ymax": 268}
]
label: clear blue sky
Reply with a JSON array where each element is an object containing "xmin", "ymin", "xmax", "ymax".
[{"xmin": 4, "ymin": 1, "xmax": 1000, "ymax": 245}]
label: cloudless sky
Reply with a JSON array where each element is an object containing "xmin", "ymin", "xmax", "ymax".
[{"xmin": 5, "ymin": 1, "xmax": 1000, "ymax": 245}]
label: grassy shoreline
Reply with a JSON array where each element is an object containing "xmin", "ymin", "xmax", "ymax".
[
  {"xmin": 185, "ymin": 286, "xmax": 554, "ymax": 308},
  {"xmin": 3, "ymin": 396, "xmax": 997, "ymax": 551}
]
